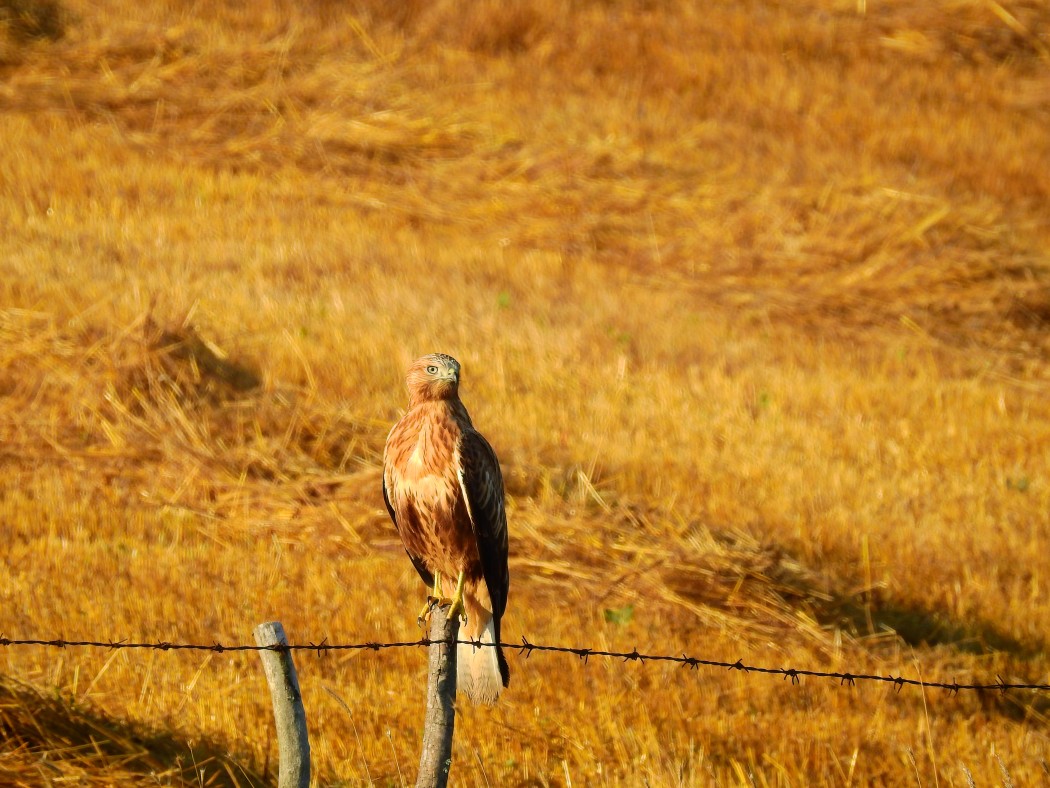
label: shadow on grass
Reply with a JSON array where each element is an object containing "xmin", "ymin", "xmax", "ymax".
[
  {"xmin": 820, "ymin": 593, "xmax": 1042, "ymax": 658},
  {"xmin": 0, "ymin": 0, "xmax": 65, "ymax": 42},
  {"xmin": 661, "ymin": 523, "xmax": 1045, "ymax": 658},
  {"xmin": 0, "ymin": 673, "xmax": 268, "ymax": 787},
  {"xmin": 657, "ymin": 524, "xmax": 1050, "ymax": 730},
  {"xmin": 822, "ymin": 594, "xmax": 1050, "ymax": 719},
  {"xmin": 663, "ymin": 525, "xmax": 1049, "ymax": 722}
]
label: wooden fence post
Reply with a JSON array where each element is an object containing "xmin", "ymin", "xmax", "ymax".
[
  {"xmin": 254, "ymin": 621, "xmax": 310, "ymax": 788},
  {"xmin": 416, "ymin": 604, "xmax": 460, "ymax": 788}
]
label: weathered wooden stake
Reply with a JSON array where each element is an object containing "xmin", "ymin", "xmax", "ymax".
[
  {"xmin": 254, "ymin": 621, "xmax": 310, "ymax": 788},
  {"xmin": 416, "ymin": 604, "xmax": 460, "ymax": 788}
]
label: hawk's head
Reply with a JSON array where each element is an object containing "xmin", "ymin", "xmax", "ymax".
[{"xmin": 406, "ymin": 353, "xmax": 461, "ymax": 402}]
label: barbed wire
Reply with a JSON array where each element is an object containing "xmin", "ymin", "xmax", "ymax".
[{"xmin": 2, "ymin": 635, "xmax": 1047, "ymax": 696}]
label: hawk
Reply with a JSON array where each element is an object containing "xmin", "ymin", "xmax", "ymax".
[{"xmin": 382, "ymin": 353, "xmax": 510, "ymax": 704}]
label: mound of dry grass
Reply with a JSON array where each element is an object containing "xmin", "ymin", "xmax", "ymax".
[{"xmin": 0, "ymin": 673, "xmax": 262, "ymax": 786}]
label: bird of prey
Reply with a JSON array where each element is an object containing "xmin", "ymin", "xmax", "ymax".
[{"xmin": 382, "ymin": 353, "xmax": 510, "ymax": 704}]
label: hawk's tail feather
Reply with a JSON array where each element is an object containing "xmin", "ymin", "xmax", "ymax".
[{"xmin": 457, "ymin": 615, "xmax": 508, "ymax": 704}]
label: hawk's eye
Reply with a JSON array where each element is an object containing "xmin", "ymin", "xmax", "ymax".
[{"xmin": 426, "ymin": 365, "xmax": 439, "ymax": 375}]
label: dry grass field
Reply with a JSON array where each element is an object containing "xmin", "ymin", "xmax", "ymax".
[{"xmin": 2, "ymin": 0, "xmax": 1050, "ymax": 784}]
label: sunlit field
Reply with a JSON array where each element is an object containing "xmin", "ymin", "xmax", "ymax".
[{"xmin": 2, "ymin": 0, "xmax": 1049, "ymax": 784}]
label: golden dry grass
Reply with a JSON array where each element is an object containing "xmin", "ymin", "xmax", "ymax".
[{"xmin": 1, "ymin": 0, "xmax": 1049, "ymax": 784}]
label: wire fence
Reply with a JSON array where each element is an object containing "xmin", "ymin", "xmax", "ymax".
[{"xmin": 2, "ymin": 635, "xmax": 1048, "ymax": 696}]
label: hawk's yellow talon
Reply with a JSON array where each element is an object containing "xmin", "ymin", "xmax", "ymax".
[
  {"xmin": 417, "ymin": 598, "xmax": 436, "ymax": 628},
  {"xmin": 446, "ymin": 571, "xmax": 467, "ymax": 622},
  {"xmin": 417, "ymin": 572, "xmax": 443, "ymax": 626},
  {"xmin": 417, "ymin": 571, "xmax": 466, "ymax": 626}
]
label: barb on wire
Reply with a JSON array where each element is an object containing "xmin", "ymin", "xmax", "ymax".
[{"xmin": 1, "ymin": 635, "xmax": 1048, "ymax": 695}]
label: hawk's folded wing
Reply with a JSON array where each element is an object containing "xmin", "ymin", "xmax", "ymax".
[{"xmin": 458, "ymin": 429, "xmax": 509, "ymax": 620}]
